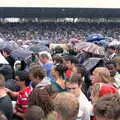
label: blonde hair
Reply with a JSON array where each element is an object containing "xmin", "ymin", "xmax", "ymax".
[
  {"xmin": 94, "ymin": 67, "xmax": 112, "ymax": 83},
  {"xmin": 53, "ymin": 92, "xmax": 79, "ymax": 120},
  {"xmin": 0, "ymin": 74, "xmax": 5, "ymax": 88}
]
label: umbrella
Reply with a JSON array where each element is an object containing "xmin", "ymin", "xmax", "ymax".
[
  {"xmin": 11, "ymin": 48, "xmax": 32, "ymax": 60},
  {"xmin": 86, "ymin": 34, "xmax": 105, "ymax": 42},
  {"xmin": 83, "ymin": 57, "xmax": 103, "ymax": 71},
  {"xmin": 0, "ymin": 41, "xmax": 7, "ymax": 50},
  {"xmin": 4, "ymin": 41, "xmax": 18, "ymax": 51},
  {"xmin": 29, "ymin": 44, "xmax": 50, "ymax": 53},
  {"xmin": 70, "ymin": 38, "xmax": 79, "ymax": 43},
  {"xmin": 108, "ymin": 40, "xmax": 120, "ymax": 47},
  {"xmin": 75, "ymin": 41, "xmax": 105, "ymax": 56}
]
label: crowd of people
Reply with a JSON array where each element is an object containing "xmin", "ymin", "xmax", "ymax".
[
  {"xmin": 0, "ymin": 21, "xmax": 120, "ymax": 120},
  {"xmin": 0, "ymin": 22, "xmax": 119, "ymax": 43}
]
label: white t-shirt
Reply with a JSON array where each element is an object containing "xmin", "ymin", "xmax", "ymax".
[{"xmin": 76, "ymin": 91, "xmax": 92, "ymax": 120}]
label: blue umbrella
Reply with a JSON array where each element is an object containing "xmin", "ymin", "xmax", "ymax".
[
  {"xmin": 11, "ymin": 47, "xmax": 32, "ymax": 60},
  {"xmin": 29, "ymin": 44, "xmax": 50, "ymax": 53},
  {"xmin": 4, "ymin": 41, "xmax": 18, "ymax": 51},
  {"xmin": 86, "ymin": 34, "xmax": 105, "ymax": 42},
  {"xmin": 0, "ymin": 41, "xmax": 7, "ymax": 50}
]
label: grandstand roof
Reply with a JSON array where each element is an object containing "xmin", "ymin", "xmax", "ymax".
[{"xmin": 0, "ymin": 7, "xmax": 119, "ymax": 18}]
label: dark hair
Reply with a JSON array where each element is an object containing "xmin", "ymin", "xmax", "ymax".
[
  {"xmin": 29, "ymin": 66, "xmax": 45, "ymax": 80},
  {"xmin": 94, "ymin": 94, "xmax": 120, "ymax": 120},
  {"xmin": 54, "ymin": 46, "xmax": 63, "ymax": 54},
  {"xmin": 28, "ymin": 88, "xmax": 54, "ymax": 117},
  {"xmin": 69, "ymin": 73, "xmax": 83, "ymax": 86},
  {"xmin": 105, "ymin": 60, "xmax": 116, "ymax": 67},
  {"xmin": 54, "ymin": 64, "xmax": 68, "ymax": 78},
  {"xmin": 15, "ymin": 71, "xmax": 30, "ymax": 86},
  {"xmin": 53, "ymin": 56, "xmax": 64, "ymax": 64},
  {"xmin": 64, "ymin": 56, "xmax": 79, "ymax": 65},
  {"xmin": 107, "ymin": 46, "xmax": 116, "ymax": 50},
  {"xmin": 24, "ymin": 105, "xmax": 45, "ymax": 120},
  {"xmin": 75, "ymin": 64, "xmax": 86, "ymax": 77}
]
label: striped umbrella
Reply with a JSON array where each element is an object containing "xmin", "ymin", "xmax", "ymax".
[{"xmin": 74, "ymin": 41, "xmax": 105, "ymax": 56}]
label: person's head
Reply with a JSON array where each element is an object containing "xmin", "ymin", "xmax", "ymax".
[
  {"xmin": 54, "ymin": 46, "xmax": 63, "ymax": 54},
  {"xmin": 28, "ymin": 88, "xmax": 54, "ymax": 117},
  {"xmin": 15, "ymin": 71, "xmax": 30, "ymax": 87},
  {"xmin": 107, "ymin": 46, "xmax": 116, "ymax": 56},
  {"xmin": 0, "ymin": 111, "xmax": 7, "ymax": 120},
  {"xmin": 105, "ymin": 61, "xmax": 117, "ymax": 77},
  {"xmin": 74, "ymin": 64, "xmax": 86, "ymax": 78},
  {"xmin": 24, "ymin": 105, "xmax": 45, "ymax": 120},
  {"xmin": 52, "ymin": 55, "xmax": 64, "ymax": 65},
  {"xmin": 64, "ymin": 56, "xmax": 79, "ymax": 69},
  {"xmin": 94, "ymin": 94, "xmax": 120, "ymax": 120},
  {"xmin": 91, "ymin": 83, "xmax": 118, "ymax": 104},
  {"xmin": 39, "ymin": 53, "xmax": 50, "ymax": 64},
  {"xmin": 66, "ymin": 73, "xmax": 83, "ymax": 97},
  {"xmin": 51, "ymin": 64, "xmax": 67, "ymax": 79},
  {"xmin": 91, "ymin": 67, "xmax": 112, "ymax": 85},
  {"xmin": 53, "ymin": 92, "xmax": 79, "ymax": 120},
  {"xmin": 29, "ymin": 66, "xmax": 45, "ymax": 87},
  {"xmin": 0, "ymin": 74, "xmax": 5, "ymax": 88},
  {"xmin": 113, "ymin": 56, "xmax": 120, "ymax": 71},
  {"xmin": 3, "ymin": 48, "xmax": 11, "ymax": 56}
]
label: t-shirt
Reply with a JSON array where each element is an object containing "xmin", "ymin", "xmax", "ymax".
[
  {"xmin": 0, "ymin": 95, "xmax": 13, "ymax": 120},
  {"xmin": 16, "ymin": 86, "xmax": 32, "ymax": 113},
  {"xmin": 42, "ymin": 61, "xmax": 54, "ymax": 79},
  {"xmin": 77, "ymin": 91, "xmax": 92, "ymax": 120}
]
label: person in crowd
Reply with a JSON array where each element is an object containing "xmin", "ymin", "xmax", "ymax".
[
  {"xmin": 39, "ymin": 53, "xmax": 54, "ymax": 80},
  {"xmin": 24, "ymin": 105, "xmax": 45, "ymax": 120},
  {"xmin": 29, "ymin": 66, "xmax": 51, "ymax": 88},
  {"xmin": 53, "ymin": 92, "xmax": 79, "ymax": 120},
  {"xmin": 6, "ymin": 71, "xmax": 32, "ymax": 119},
  {"xmin": 73, "ymin": 64, "xmax": 90, "ymax": 95},
  {"xmin": 105, "ymin": 61, "xmax": 117, "ymax": 78},
  {"xmin": 91, "ymin": 83, "xmax": 118, "ymax": 104},
  {"xmin": 105, "ymin": 60, "xmax": 120, "ymax": 88},
  {"xmin": 106, "ymin": 46, "xmax": 117, "ymax": 60},
  {"xmin": 66, "ymin": 73, "xmax": 92, "ymax": 120},
  {"xmin": 90, "ymin": 67, "xmax": 114, "ymax": 85},
  {"xmin": 3, "ymin": 48, "xmax": 15, "ymax": 71},
  {"xmin": 28, "ymin": 87, "xmax": 54, "ymax": 119},
  {"xmin": 0, "ymin": 74, "xmax": 13, "ymax": 120},
  {"xmin": 51, "ymin": 64, "xmax": 68, "ymax": 92},
  {"xmin": 64, "ymin": 56, "xmax": 79, "ymax": 80},
  {"xmin": 52, "ymin": 55, "xmax": 64, "ymax": 65},
  {"xmin": 94, "ymin": 94, "xmax": 120, "ymax": 120},
  {"xmin": 0, "ymin": 111, "xmax": 8, "ymax": 120}
]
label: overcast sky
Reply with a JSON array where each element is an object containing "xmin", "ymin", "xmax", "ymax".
[{"xmin": 0, "ymin": 0, "xmax": 119, "ymax": 8}]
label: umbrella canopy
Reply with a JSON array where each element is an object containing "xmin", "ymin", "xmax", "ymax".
[
  {"xmin": 86, "ymin": 34, "xmax": 105, "ymax": 42},
  {"xmin": 4, "ymin": 41, "xmax": 18, "ymax": 51},
  {"xmin": 83, "ymin": 57, "xmax": 103, "ymax": 71},
  {"xmin": 108, "ymin": 40, "xmax": 120, "ymax": 47},
  {"xmin": 11, "ymin": 47, "xmax": 32, "ymax": 60},
  {"xmin": 75, "ymin": 41, "xmax": 105, "ymax": 56},
  {"xmin": 0, "ymin": 41, "xmax": 7, "ymax": 50},
  {"xmin": 29, "ymin": 44, "xmax": 50, "ymax": 53}
]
